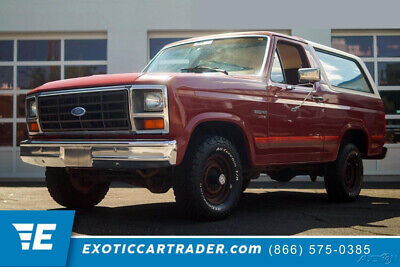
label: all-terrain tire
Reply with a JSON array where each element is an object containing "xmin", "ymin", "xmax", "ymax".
[
  {"xmin": 46, "ymin": 167, "xmax": 110, "ymax": 209},
  {"xmin": 324, "ymin": 143, "xmax": 363, "ymax": 202},
  {"xmin": 173, "ymin": 136, "xmax": 243, "ymax": 220}
]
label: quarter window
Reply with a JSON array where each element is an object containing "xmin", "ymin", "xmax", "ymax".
[
  {"xmin": 332, "ymin": 31, "xmax": 400, "ymax": 143},
  {"xmin": 316, "ymin": 50, "xmax": 372, "ymax": 93}
]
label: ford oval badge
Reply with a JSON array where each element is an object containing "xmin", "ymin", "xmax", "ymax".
[{"xmin": 71, "ymin": 107, "xmax": 86, "ymax": 117}]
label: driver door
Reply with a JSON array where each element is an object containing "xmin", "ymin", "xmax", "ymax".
[{"xmin": 264, "ymin": 38, "xmax": 324, "ymax": 164}]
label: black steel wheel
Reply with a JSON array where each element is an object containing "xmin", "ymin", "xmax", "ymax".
[
  {"xmin": 201, "ymin": 154, "xmax": 233, "ymax": 205},
  {"xmin": 324, "ymin": 143, "xmax": 363, "ymax": 202},
  {"xmin": 173, "ymin": 135, "xmax": 242, "ymax": 220}
]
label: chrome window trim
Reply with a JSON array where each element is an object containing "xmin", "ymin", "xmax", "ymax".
[
  {"xmin": 143, "ymin": 35, "xmax": 271, "ymax": 77},
  {"xmin": 28, "ymin": 84, "xmax": 170, "ymax": 135}
]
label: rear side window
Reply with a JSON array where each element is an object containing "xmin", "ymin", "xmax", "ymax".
[{"xmin": 315, "ymin": 49, "xmax": 373, "ymax": 93}]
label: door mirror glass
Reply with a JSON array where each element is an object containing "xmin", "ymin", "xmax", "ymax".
[{"xmin": 298, "ymin": 68, "xmax": 320, "ymax": 83}]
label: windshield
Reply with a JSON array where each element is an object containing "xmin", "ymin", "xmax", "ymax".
[{"xmin": 144, "ymin": 37, "xmax": 269, "ymax": 75}]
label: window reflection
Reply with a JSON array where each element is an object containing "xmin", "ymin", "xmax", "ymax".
[
  {"xmin": 379, "ymin": 91, "xmax": 400, "ymax": 115},
  {"xmin": 149, "ymin": 38, "xmax": 186, "ymax": 59},
  {"xmin": 364, "ymin": 62, "xmax": 374, "ymax": 80},
  {"xmin": 17, "ymin": 123, "xmax": 28, "ymax": 146},
  {"xmin": 0, "ymin": 40, "xmax": 13, "ymax": 61},
  {"xmin": 17, "ymin": 94, "xmax": 26, "ymax": 118},
  {"xmin": 316, "ymin": 50, "xmax": 372, "ymax": 93},
  {"xmin": 65, "ymin": 65, "xmax": 107, "ymax": 79},
  {"xmin": 377, "ymin": 36, "xmax": 400, "ymax": 57},
  {"xmin": 18, "ymin": 40, "xmax": 60, "ymax": 61},
  {"xmin": 386, "ymin": 120, "xmax": 400, "ymax": 143},
  {"xmin": 0, "ymin": 95, "xmax": 13, "ymax": 118},
  {"xmin": 65, "ymin": 39, "xmax": 107, "ymax": 60},
  {"xmin": 332, "ymin": 36, "xmax": 373, "ymax": 57},
  {"xmin": 378, "ymin": 62, "xmax": 400, "ymax": 86},
  {"xmin": 17, "ymin": 66, "xmax": 60, "ymax": 89},
  {"xmin": 0, "ymin": 123, "xmax": 12, "ymax": 146},
  {"xmin": 0, "ymin": 66, "xmax": 13, "ymax": 90},
  {"xmin": 0, "ymin": 36, "xmax": 109, "ymax": 151}
]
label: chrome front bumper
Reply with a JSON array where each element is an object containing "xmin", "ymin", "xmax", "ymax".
[{"xmin": 20, "ymin": 140, "xmax": 177, "ymax": 169}]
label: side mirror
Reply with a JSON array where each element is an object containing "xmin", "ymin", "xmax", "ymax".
[{"xmin": 298, "ymin": 68, "xmax": 321, "ymax": 83}]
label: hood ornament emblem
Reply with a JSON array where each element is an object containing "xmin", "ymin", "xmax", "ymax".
[{"xmin": 71, "ymin": 107, "xmax": 86, "ymax": 117}]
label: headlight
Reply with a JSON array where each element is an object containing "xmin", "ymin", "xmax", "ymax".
[
  {"xmin": 144, "ymin": 92, "xmax": 163, "ymax": 111},
  {"xmin": 27, "ymin": 98, "xmax": 37, "ymax": 117}
]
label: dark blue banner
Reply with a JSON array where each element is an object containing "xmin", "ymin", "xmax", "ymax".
[
  {"xmin": 68, "ymin": 237, "xmax": 400, "ymax": 266},
  {"xmin": 0, "ymin": 211, "xmax": 399, "ymax": 266},
  {"xmin": 0, "ymin": 210, "xmax": 75, "ymax": 266}
]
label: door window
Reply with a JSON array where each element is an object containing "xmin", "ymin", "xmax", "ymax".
[
  {"xmin": 274, "ymin": 41, "xmax": 310, "ymax": 85},
  {"xmin": 270, "ymin": 51, "xmax": 285, "ymax": 83}
]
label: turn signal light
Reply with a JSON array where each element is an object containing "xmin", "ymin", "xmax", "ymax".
[
  {"xmin": 29, "ymin": 122, "xmax": 39, "ymax": 132},
  {"xmin": 144, "ymin": 119, "xmax": 164, "ymax": 130}
]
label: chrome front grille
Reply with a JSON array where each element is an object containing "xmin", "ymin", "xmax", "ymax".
[{"xmin": 37, "ymin": 89, "xmax": 130, "ymax": 132}]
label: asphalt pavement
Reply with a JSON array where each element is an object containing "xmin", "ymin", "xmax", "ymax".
[{"xmin": 1, "ymin": 178, "xmax": 399, "ymax": 236}]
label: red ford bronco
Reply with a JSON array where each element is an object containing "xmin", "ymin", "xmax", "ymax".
[{"xmin": 21, "ymin": 32, "xmax": 387, "ymax": 220}]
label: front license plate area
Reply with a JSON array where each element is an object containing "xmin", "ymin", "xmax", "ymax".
[{"xmin": 61, "ymin": 147, "xmax": 92, "ymax": 167}]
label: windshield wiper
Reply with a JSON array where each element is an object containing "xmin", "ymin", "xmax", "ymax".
[{"xmin": 181, "ymin": 66, "xmax": 228, "ymax": 75}]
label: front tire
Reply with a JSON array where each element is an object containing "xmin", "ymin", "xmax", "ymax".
[
  {"xmin": 324, "ymin": 143, "xmax": 363, "ymax": 202},
  {"xmin": 46, "ymin": 167, "xmax": 110, "ymax": 209},
  {"xmin": 173, "ymin": 136, "xmax": 243, "ymax": 220}
]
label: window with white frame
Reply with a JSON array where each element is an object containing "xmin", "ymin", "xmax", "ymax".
[
  {"xmin": 332, "ymin": 30, "xmax": 400, "ymax": 144},
  {"xmin": 0, "ymin": 33, "xmax": 107, "ymax": 151}
]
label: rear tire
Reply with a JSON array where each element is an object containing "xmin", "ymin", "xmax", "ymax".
[
  {"xmin": 173, "ymin": 136, "xmax": 242, "ymax": 220},
  {"xmin": 46, "ymin": 167, "xmax": 110, "ymax": 209},
  {"xmin": 324, "ymin": 143, "xmax": 363, "ymax": 202}
]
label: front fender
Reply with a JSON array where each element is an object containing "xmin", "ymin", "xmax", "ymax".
[{"xmin": 175, "ymin": 112, "xmax": 256, "ymax": 166}]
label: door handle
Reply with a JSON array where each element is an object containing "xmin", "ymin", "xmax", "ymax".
[{"xmin": 311, "ymin": 95, "xmax": 324, "ymax": 101}]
